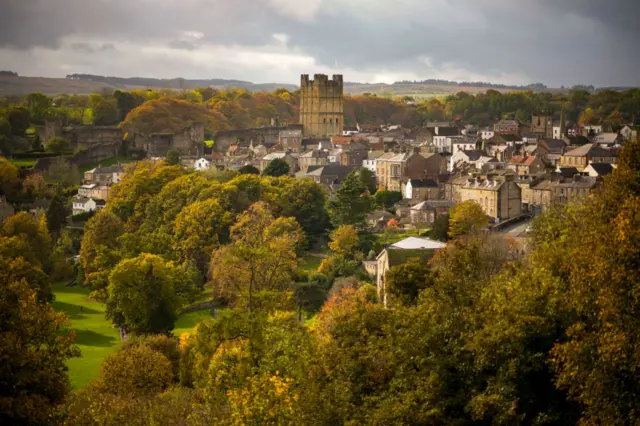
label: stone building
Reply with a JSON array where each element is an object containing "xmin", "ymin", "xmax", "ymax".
[
  {"xmin": 300, "ymin": 74, "xmax": 344, "ymax": 138},
  {"xmin": 531, "ymin": 115, "xmax": 554, "ymax": 138},
  {"xmin": 559, "ymin": 144, "xmax": 617, "ymax": 170},
  {"xmin": 457, "ymin": 174, "xmax": 522, "ymax": 222},
  {"xmin": 298, "ymin": 150, "xmax": 329, "ymax": 171}
]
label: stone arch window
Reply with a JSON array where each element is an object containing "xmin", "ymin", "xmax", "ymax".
[
  {"xmin": 329, "ymin": 119, "xmax": 333, "ymax": 124},
  {"xmin": 324, "ymin": 118, "xmax": 326, "ymax": 124}
]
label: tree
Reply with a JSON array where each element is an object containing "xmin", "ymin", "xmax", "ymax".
[
  {"xmin": 2, "ymin": 212, "xmax": 52, "ymax": 270},
  {"xmin": 0, "ymin": 273, "xmax": 79, "ymax": 425},
  {"xmin": 113, "ymin": 90, "xmax": 144, "ymax": 121},
  {"xmin": 46, "ymin": 136, "xmax": 70, "ymax": 154},
  {"xmin": 328, "ymin": 225, "xmax": 358, "ymax": 255},
  {"xmin": 326, "ymin": 169, "xmax": 374, "ymax": 227},
  {"xmin": 210, "ymin": 202, "xmax": 303, "ymax": 312},
  {"xmin": 46, "ymin": 193, "xmax": 69, "ymax": 238},
  {"xmin": 448, "ymin": 200, "xmax": 489, "ymax": 238},
  {"xmin": 238, "ymin": 164, "xmax": 260, "ymax": 175},
  {"xmin": 173, "ymin": 198, "xmax": 233, "ymax": 272},
  {"xmin": 165, "ymin": 148, "xmax": 181, "ymax": 165},
  {"xmin": 0, "ymin": 156, "xmax": 19, "ymax": 197},
  {"xmin": 26, "ymin": 92, "xmax": 51, "ymax": 124},
  {"xmin": 6, "ymin": 106, "xmax": 30, "ymax": 136},
  {"xmin": 261, "ymin": 158, "xmax": 290, "ymax": 177},
  {"xmin": 106, "ymin": 253, "xmax": 196, "ymax": 335},
  {"xmin": 0, "ymin": 118, "xmax": 11, "ymax": 138},
  {"xmin": 98, "ymin": 344, "xmax": 173, "ymax": 396},
  {"xmin": 374, "ymin": 190, "xmax": 402, "ymax": 209},
  {"xmin": 385, "ymin": 258, "xmax": 434, "ymax": 306},
  {"xmin": 428, "ymin": 213, "xmax": 450, "ymax": 241}
]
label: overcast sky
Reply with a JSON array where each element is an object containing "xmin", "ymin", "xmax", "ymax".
[{"xmin": 0, "ymin": 0, "xmax": 638, "ymax": 87}]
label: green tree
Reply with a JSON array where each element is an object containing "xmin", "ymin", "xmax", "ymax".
[
  {"xmin": 385, "ymin": 258, "xmax": 434, "ymax": 306},
  {"xmin": 0, "ymin": 118, "xmax": 11, "ymax": 138},
  {"xmin": 46, "ymin": 136, "xmax": 70, "ymax": 154},
  {"xmin": 165, "ymin": 148, "xmax": 181, "ymax": 165},
  {"xmin": 106, "ymin": 253, "xmax": 196, "ymax": 335},
  {"xmin": 46, "ymin": 193, "xmax": 69, "ymax": 238},
  {"xmin": 89, "ymin": 93, "xmax": 118, "ymax": 125},
  {"xmin": 261, "ymin": 158, "xmax": 290, "ymax": 177},
  {"xmin": 428, "ymin": 213, "xmax": 450, "ymax": 241},
  {"xmin": 238, "ymin": 164, "xmax": 260, "ymax": 175},
  {"xmin": 6, "ymin": 106, "xmax": 30, "ymax": 135},
  {"xmin": 26, "ymin": 92, "xmax": 51, "ymax": 124},
  {"xmin": 326, "ymin": 169, "xmax": 374, "ymax": 227},
  {"xmin": 448, "ymin": 200, "xmax": 489, "ymax": 238},
  {"xmin": 374, "ymin": 190, "xmax": 402, "ymax": 209},
  {"xmin": 210, "ymin": 202, "xmax": 303, "ymax": 312},
  {"xmin": 0, "ymin": 271, "xmax": 79, "ymax": 425},
  {"xmin": 113, "ymin": 90, "xmax": 144, "ymax": 121}
]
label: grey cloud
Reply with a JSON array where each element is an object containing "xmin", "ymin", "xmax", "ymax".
[
  {"xmin": 0, "ymin": 0, "xmax": 638, "ymax": 86},
  {"xmin": 70, "ymin": 42, "xmax": 95, "ymax": 54}
]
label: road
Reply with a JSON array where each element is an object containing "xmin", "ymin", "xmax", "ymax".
[{"xmin": 499, "ymin": 218, "xmax": 534, "ymax": 237}]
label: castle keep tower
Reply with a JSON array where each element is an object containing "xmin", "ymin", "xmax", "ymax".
[{"xmin": 300, "ymin": 74, "xmax": 344, "ymax": 138}]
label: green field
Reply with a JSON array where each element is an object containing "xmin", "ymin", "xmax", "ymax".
[
  {"xmin": 78, "ymin": 155, "xmax": 136, "ymax": 174},
  {"xmin": 51, "ymin": 283, "xmax": 121, "ymax": 389},
  {"xmin": 9, "ymin": 158, "xmax": 38, "ymax": 168},
  {"xmin": 52, "ymin": 282, "xmax": 212, "ymax": 389}
]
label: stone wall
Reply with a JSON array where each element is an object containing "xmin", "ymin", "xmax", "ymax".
[
  {"xmin": 131, "ymin": 122, "xmax": 205, "ymax": 157},
  {"xmin": 214, "ymin": 124, "xmax": 303, "ymax": 153},
  {"xmin": 42, "ymin": 119, "xmax": 124, "ymax": 150}
]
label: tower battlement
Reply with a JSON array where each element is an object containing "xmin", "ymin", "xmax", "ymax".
[{"xmin": 299, "ymin": 73, "xmax": 344, "ymax": 138}]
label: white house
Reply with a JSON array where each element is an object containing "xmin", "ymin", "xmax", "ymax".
[
  {"xmin": 553, "ymin": 126, "xmax": 563, "ymax": 139},
  {"xmin": 194, "ymin": 157, "xmax": 212, "ymax": 171},
  {"xmin": 72, "ymin": 196, "xmax": 103, "ymax": 215},
  {"xmin": 620, "ymin": 125, "xmax": 635, "ymax": 141},
  {"xmin": 450, "ymin": 136, "xmax": 478, "ymax": 153},
  {"xmin": 363, "ymin": 150, "xmax": 383, "ymax": 174},
  {"xmin": 480, "ymin": 129, "xmax": 495, "ymax": 140},
  {"xmin": 583, "ymin": 124, "xmax": 603, "ymax": 135}
]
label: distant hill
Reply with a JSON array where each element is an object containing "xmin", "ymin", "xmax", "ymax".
[{"xmin": 0, "ymin": 74, "xmax": 298, "ymax": 96}]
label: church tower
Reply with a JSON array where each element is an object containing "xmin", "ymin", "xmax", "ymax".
[{"xmin": 299, "ymin": 74, "xmax": 344, "ymax": 138}]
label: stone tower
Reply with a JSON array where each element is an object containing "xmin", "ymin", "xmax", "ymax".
[
  {"xmin": 300, "ymin": 74, "xmax": 344, "ymax": 138},
  {"xmin": 531, "ymin": 114, "xmax": 553, "ymax": 138}
]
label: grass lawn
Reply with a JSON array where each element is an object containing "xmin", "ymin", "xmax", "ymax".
[
  {"xmin": 78, "ymin": 155, "xmax": 136, "ymax": 174},
  {"xmin": 173, "ymin": 309, "xmax": 213, "ymax": 338},
  {"xmin": 299, "ymin": 255, "xmax": 324, "ymax": 273},
  {"xmin": 51, "ymin": 282, "xmax": 120, "ymax": 390},
  {"xmin": 9, "ymin": 158, "xmax": 38, "ymax": 168}
]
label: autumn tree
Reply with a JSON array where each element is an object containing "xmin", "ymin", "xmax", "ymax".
[
  {"xmin": 0, "ymin": 156, "xmax": 19, "ymax": 197},
  {"xmin": 261, "ymin": 158, "xmax": 290, "ymax": 177},
  {"xmin": 326, "ymin": 168, "xmax": 374, "ymax": 227},
  {"xmin": 0, "ymin": 273, "xmax": 79, "ymax": 425},
  {"xmin": 210, "ymin": 202, "xmax": 303, "ymax": 312},
  {"xmin": 448, "ymin": 200, "xmax": 489, "ymax": 238},
  {"xmin": 79, "ymin": 211, "xmax": 124, "ymax": 296},
  {"xmin": 2, "ymin": 211, "xmax": 52, "ymax": 270},
  {"xmin": 328, "ymin": 225, "xmax": 358, "ymax": 255},
  {"xmin": 106, "ymin": 253, "xmax": 197, "ymax": 335},
  {"xmin": 98, "ymin": 344, "xmax": 174, "ymax": 396},
  {"xmin": 173, "ymin": 198, "xmax": 233, "ymax": 272}
]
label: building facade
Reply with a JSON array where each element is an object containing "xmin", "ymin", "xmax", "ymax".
[{"xmin": 300, "ymin": 74, "xmax": 344, "ymax": 138}]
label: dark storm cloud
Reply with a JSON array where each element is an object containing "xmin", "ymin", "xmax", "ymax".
[{"xmin": 0, "ymin": 0, "xmax": 638, "ymax": 86}]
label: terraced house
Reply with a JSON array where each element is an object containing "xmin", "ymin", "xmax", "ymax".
[{"xmin": 375, "ymin": 151, "xmax": 435, "ymax": 191}]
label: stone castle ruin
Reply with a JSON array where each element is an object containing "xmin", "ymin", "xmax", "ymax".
[
  {"xmin": 123, "ymin": 122, "xmax": 205, "ymax": 158},
  {"xmin": 42, "ymin": 119, "xmax": 123, "ymax": 163},
  {"xmin": 300, "ymin": 74, "xmax": 344, "ymax": 138}
]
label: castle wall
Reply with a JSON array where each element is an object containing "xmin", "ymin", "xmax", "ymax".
[{"xmin": 300, "ymin": 74, "xmax": 344, "ymax": 138}]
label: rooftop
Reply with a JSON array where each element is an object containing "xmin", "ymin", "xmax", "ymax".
[{"xmin": 390, "ymin": 236, "xmax": 447, "ymax": 250}]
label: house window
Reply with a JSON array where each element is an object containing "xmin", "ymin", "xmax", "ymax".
[{"xmin": 324, "ymin": 118, "xmax": 326, "ymax": 124}]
